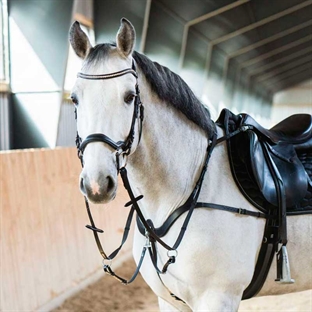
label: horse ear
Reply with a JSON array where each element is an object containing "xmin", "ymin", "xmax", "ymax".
[
  {"xmin": 116, "ymin": 18, "xmax": 136, "ymax": 58},
  {"xmin": 69, "ymin": 21, "xmax": 92, "ymax": 59}
]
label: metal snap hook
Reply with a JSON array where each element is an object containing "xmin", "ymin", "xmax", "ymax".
[{"xmin": 144, "ymin": 231, "xmax": 152, "ymax": 248}]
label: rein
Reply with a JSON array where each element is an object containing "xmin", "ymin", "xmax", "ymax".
[{"xmin": 74, "ymin": 61, "xmax": 269, "ymax": 294}]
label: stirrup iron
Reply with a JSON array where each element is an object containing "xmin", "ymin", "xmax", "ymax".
[{"xmin": 275, "ymin": 245, "xmax": 295, "ymax": 284}]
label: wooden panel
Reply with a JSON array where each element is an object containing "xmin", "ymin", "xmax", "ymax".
[{"xmin": 0, "ymin": 148, "xmax": 133, "ymax": 311}]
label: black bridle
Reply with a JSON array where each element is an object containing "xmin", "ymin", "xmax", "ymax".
[
  {"xmin": 76, "ymin": 62, "xmax": 144, "ymax": 170},
  {"xmin": 74, "ymin": 60, "xmax": 269, "ymax": 302}
]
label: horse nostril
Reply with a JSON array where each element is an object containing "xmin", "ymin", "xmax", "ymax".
[
  {"xmin": 79, "ymin": 173, "xmax": 115, "ymax": 202},
  {"xmin": 106, "ymin": 176, "xmax": 115, "ymax": 193},
  {"xmin": 80, "ymin": 177, "xmax": 85, "ymax": 192}
]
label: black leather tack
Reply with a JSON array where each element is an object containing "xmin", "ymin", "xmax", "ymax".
[{"xmin": 85, "ymin": 224, "xmax": 104, "ymax": 233}]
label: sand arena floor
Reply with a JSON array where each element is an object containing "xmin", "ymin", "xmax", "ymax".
[{"xmin": 54, "ymin": 259, "xmax": 311, "ymax": 312}]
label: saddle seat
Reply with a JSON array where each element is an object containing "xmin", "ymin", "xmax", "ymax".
[
  {"xmin": 217, "ymin": 109, "xmax": 312, "ymax": 213},
  {"xmin": 243, "ymin": 113, "xmax": 312, "ymax": 145}
]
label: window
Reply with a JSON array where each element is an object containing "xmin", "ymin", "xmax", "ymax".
[
  {"xmin": 0, "ymin": 0, "xmax": 9, "ymax": 87},
  {"xmin": 57, "ymin": 0, "xmax": 94, "ymax": 147}
]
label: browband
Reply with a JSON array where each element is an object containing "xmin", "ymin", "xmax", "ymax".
[{"xmin": 77, "ymin": 68, "xmax": 138, "ymax": 80}]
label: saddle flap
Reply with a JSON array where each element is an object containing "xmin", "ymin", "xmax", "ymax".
[{"xmin": 249, "ymin": 131, "xmax": 308, "ymax": 207}]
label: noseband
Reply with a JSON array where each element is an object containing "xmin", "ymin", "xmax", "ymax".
[{"xmin": 75, "ymin": 61, "xmax": 144, "ymax": 170}]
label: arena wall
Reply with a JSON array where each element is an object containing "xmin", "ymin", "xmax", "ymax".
[{"xmin": 0, "ymin": 148, "xmax": 133, "ymax": 311}]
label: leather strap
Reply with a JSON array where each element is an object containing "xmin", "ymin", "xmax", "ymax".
[
  {"xmin": 79, "ymin": 133, "xmax": 125, "ymax": 152},
  {"xmin": 137, "ymin": 202, "xmax": 268, "ymax": 237},
  {"xmin": 196, "ymin": 203, "xmax": 269, "ymax": 218},
  {"xmin": 103, "ymin": 245, "xmax": 147, "ymax": 285},
  {"xmin": 261, "ymin": 141, "xmax": 287, "ymax": 245},
  {"xmin": 77, "ymin": 68, "xmax": 138, "ymax": 80}
]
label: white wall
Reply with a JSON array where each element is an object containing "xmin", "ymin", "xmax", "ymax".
[{"xmin": 271, "ymin": 79, "xmax": 312, "ymax": 126}]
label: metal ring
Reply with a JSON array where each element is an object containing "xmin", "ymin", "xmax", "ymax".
[
  {"xmin": 167, "ymin": 249, "xmax": 178, "ymax": 258},
  {"xmin": 102, "ymin": 258, "xmax": 113, "ymax": 268},
  {"xmin": 115, "ymin": 148, "xmax": 123, "ymax": 158},
  {"xmin": 116, "ymin": 149, "xmax": 129, "ymax": 168}
]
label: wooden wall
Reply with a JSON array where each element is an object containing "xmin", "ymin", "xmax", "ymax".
[{"xmin": 0, "ymin": 148, "xmax": 133, "ymax": 311}]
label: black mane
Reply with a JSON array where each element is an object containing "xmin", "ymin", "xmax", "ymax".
[
  {"xmin": 133, "ymin": 51, "xmax": 214, "ymax": 133},
  {"xmin": 85, "ymin": 44, "xmax": 214, "ymax": 134}
]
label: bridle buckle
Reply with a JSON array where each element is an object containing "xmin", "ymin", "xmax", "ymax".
[
  {"xmin": 116, "ymin": 148, "xmax": 129, "ymax": 170},
  {"xmin": 144, "ymin": 236, "xmax": 152, "ymax": 248}
]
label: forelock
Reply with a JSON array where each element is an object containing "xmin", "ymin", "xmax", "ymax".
[{"xmin": 82, "ymin": 43, "xmax": 115, "ymax": 70}]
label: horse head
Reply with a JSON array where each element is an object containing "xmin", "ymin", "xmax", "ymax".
[{"xmin": 69, "ymin": 19, "xmax": 141, "ymax": 204}]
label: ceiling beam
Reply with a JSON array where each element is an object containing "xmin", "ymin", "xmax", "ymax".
[
  {"xmin": 222, "ymin": 19, "xmax": 312, "ymax": 83},
  {"xmin": 255, "ymin": 54, "xmax": 312, "ymax": 83},
  {"xmin": 153, "ymin": 0, "xmax": 209, "ymax": 46},
  {"xmin": 272, "ymin": 69, "xmax": 312, "ymax": 92},
  {"xmin": 232, "ymin": 45, "xmax": 312, "ymax": 100},
  {"xmin": 263, "ymin": 62, "xmax": 312, "ymax": 90},
  {"xmin": 204, "ymin": 0, "xmax": 312, "ymax": 78},
  {"xmin": 249, "ymin": 45, "xmax": 312, "ymax": 77},
  {"xmin": 240, "ymin": 35, "xmax": 311, "ymax": 69},
  {"xmin": 178, "ymin": 0, "xmax": 249, "ymax": 68},
  {"xmin": 139, "ymin": 0, "xmax": 152, "ymax": 53}
]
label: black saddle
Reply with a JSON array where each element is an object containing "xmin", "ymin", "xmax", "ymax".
[
  {"xmin": 216, "ymin": 109, "xmax": 312, "ymax": 215},
  {"xmin": 216, "ymin": 109, "xmax": 312, "ymax": 299}
]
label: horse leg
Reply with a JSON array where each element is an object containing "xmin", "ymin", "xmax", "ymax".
[
  {"xmin": 192, "ymin": 291, "xmax": 241, "ymax": 312},
  {"xmin": 158, "ymin": 297, "xmax": 192, "ymax": 312}
]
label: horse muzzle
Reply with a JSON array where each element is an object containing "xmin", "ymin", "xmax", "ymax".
[{"xmin": 80, "ymin": 171, "xmax": 117, "ymax": 204}]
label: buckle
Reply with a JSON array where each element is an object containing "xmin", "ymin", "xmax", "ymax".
[
  {"xmin": 116, "ymin": 149, "xmax": 129, "ymax": 170},
  {"xmin": 144, "ymin": 236, "xmax": 151, "ymax": 248},
  {"xmin": 241, "ymin": 125, "xmax": 252, "ymax": 132},
  {"xmin": 77, "ymin": 148, "xmax": 83, "ymax": 160}
]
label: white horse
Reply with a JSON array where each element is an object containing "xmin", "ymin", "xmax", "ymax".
[{"xmin": 69, "ymin": 18, "xmax": 312, "ymax": 311}]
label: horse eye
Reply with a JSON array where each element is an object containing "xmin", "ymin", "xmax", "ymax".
[{"xmin": 124, "ymin": 93, "xmax": 135, "ymax": 104}]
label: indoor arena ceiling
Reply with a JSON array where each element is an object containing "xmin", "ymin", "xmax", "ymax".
[{"xmin": 154, "ymin": 0, "xmax": 312, "ymax": 93}]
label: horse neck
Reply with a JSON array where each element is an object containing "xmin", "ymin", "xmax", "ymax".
[{"xmin": 127, "ymin": 79, "xmax": 209, "ymax": 226}]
